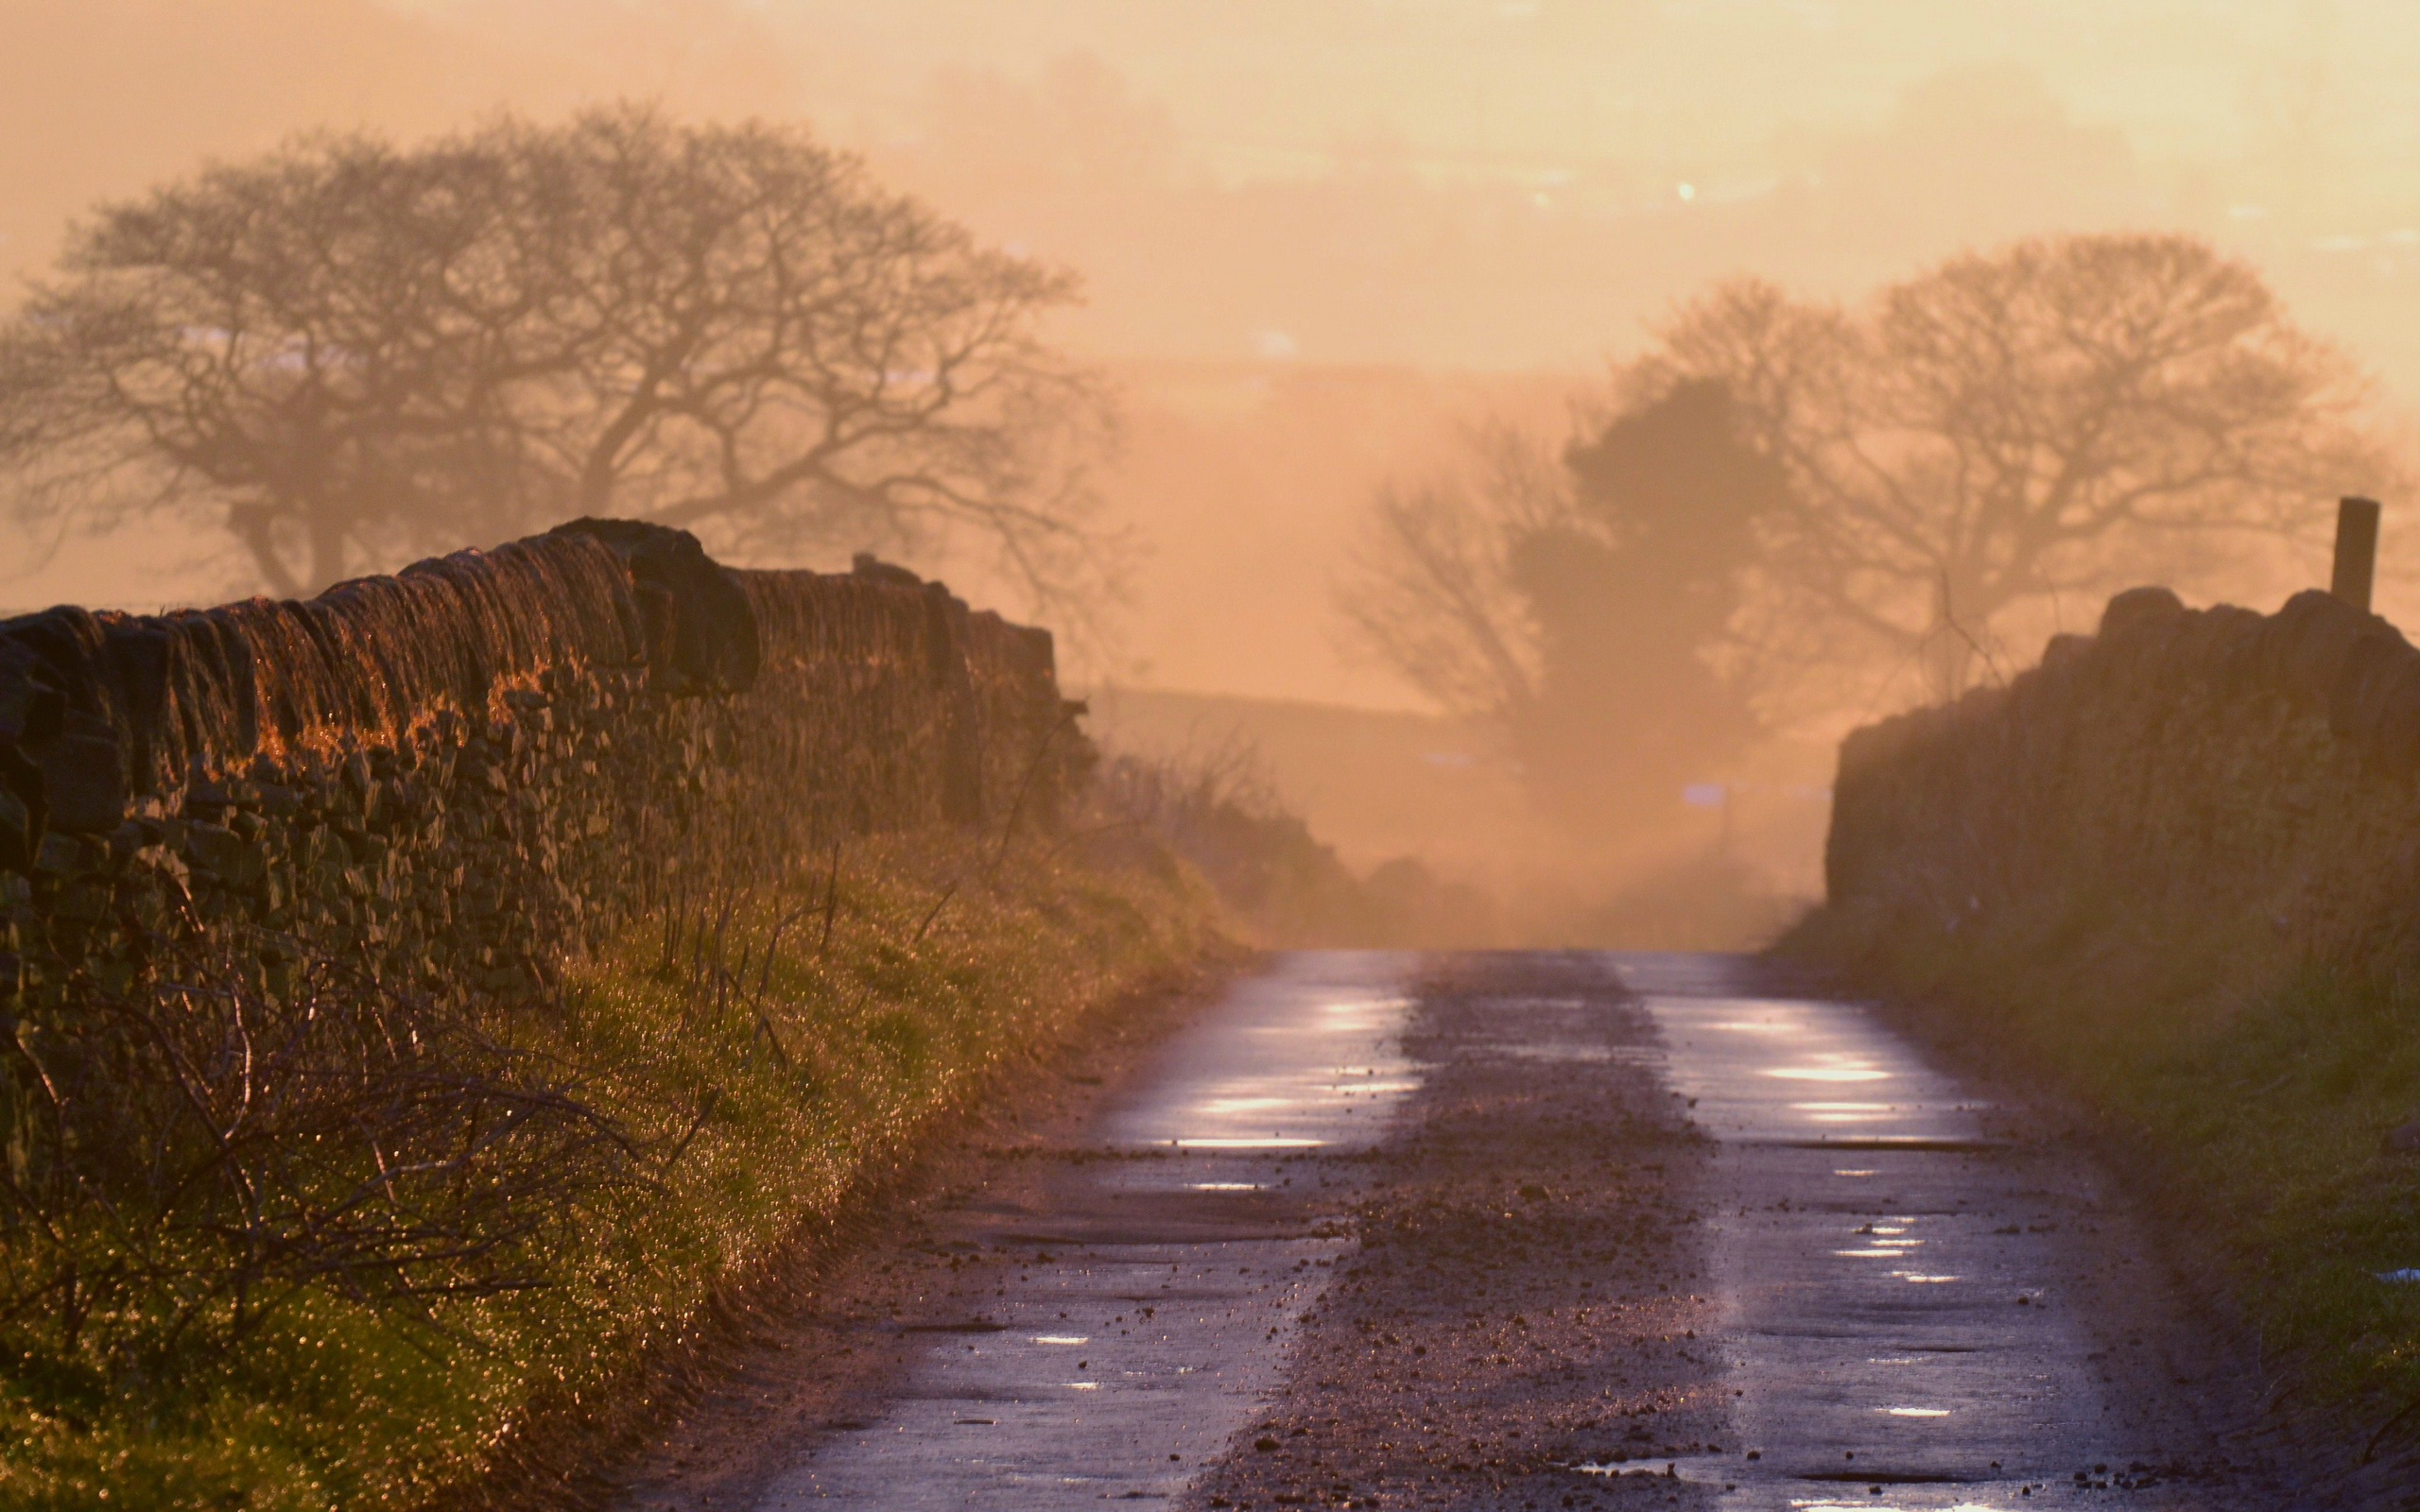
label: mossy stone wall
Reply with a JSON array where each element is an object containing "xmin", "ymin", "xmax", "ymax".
[
  {"xmin": 1827, "ymin": 585, "xmax": 2420, "ymax": 956},
  {"xmin": 0, "ymin": 521, "xmax": 1075, "ymax": 1013}
]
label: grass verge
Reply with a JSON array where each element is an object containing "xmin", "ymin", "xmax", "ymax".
[
  {"xmin": 0, "ymin": 832, "xmax": 1223, "ymax": 1510},
  {"xmin": 1782, "ymin": 891, "xmax": 2420, "ymax": 1453}
]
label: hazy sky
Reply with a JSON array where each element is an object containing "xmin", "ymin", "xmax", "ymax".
[
  {"xmin": 14, "ymin": 3, "xmax": 2419, "ymax": 366},
  {"xmin": 8, "ymin": 0, "xmax": 2420, "ymax": 705}
]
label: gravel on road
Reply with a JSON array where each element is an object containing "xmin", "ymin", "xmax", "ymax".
[{"xmin": 1190, "ymin": 952, "xmax": 1728, "ymax": 1512}]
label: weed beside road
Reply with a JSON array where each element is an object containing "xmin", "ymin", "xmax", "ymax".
[{"xmin": 0, "ymin": 833, "xmax": 1222, "ymax": 1510}]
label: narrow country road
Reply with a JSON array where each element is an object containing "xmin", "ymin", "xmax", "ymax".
[{"xmin": 614, "ymin": 953, "xmax": 2311, "ymax": 1512}]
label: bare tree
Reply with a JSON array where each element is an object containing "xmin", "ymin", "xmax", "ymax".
[
  {"xmin": 1643, "ymin": 233, "xmax": 2395, "ymax": 697},
  {"xmin": 1336, "ymin": 421, "xmax": 1566, "ymax": 722},
  {"xmin": 1339, "ymin": 387, "xmax": 1780, "ymax": 831},
  {"xmin": 0, "ymin": 107, "xmax": 1111, "ymax": 608},
  {"xmin": 1340, "ymin": 235, "xmax": 2395, "ymax": 830}
]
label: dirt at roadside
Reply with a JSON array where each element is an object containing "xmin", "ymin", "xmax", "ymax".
[
  {"xmin": 479, "ymin": 951, "xmax": 1247, "ymax": 1512},
  {"xmin": 1186, "ymin": 952, "xmax": 1731, "ymax": 1512}
]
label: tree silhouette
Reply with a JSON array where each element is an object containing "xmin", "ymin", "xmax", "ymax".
[
  {"xmin": 1508, "ymin": 380, "xmax": 1782, "ymax": 828},
  {"xmin": 1644, "ymin": 233, "xmax": 2393, "ymax": 697},
  {"xmin": 1340, "ymin": 234, "xmax": 2396, "ymax": 830},
  {"xmin": 0, "ymin": 107, "xmax": 1109, "ymax": 607},
  {"xmin": 1340, "ymin": 384, "xmax": 1780, "ymax": 831}
]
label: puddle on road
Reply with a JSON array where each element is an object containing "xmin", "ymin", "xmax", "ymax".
[
  {"xmin": 752, "ymin": 951, "xmax": 1424, "ymax": 1511},
  {"xmin": 721, "ymin": 951, "xmax": 2196, "ymax": 1511},
  {"xmin": 1611, "ymin": 952, "xmax": 2165, "ymax": 1512},
  {"xmin": 1763, "ymin": 1063, "xmax": 1893, "ymax": 1082},
  {"xmin": 1577, "ymin": 1452, "xmax": 2130, "ymax": 1511}
]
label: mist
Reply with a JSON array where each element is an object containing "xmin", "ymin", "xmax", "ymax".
[{"xmin": 8, "ymin": 0, "xmax": 2418, "ymax": 945}]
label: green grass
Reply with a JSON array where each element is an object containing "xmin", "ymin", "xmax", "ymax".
[
  {"xmin": 1785, "ymin": 890, "xmax": 2420, "ymax": 1437},
  {"xmin": 0, "ymin": 833, "xmax": 1223, "ymax": 1510}
]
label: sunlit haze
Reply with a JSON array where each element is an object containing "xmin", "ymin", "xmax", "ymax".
[
  {"xmin": 9, "ymin": 0, "xmax": 2419, "ymax": 933},
  {"xmin": 10, "ymin": 3, "xmax": 2420, "ymax": 688}
]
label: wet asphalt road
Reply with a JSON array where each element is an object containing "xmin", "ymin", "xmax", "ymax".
[
  {"xmin": 756, "ymin": 953, "xmax": 1424, "ymax": 1506},
  {"xmin": 690, "ymin": 952, "xmax": 2286, "ymax": 1511},
  {"xmin": 1620, "ymin": 954, "xmax": 2257, "ymax": 1510}
]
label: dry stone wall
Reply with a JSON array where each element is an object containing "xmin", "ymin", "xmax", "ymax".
[
  {"xmin": 0, "ymin": 520, "xmax": 1077, "ymax": 1011},
  {"xmin": 1826, "ymin": 585, "xmax": 2420, "ymax": 956}
]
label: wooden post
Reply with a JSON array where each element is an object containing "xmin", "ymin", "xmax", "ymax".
[{"xmin": 2333, "ymin": 496, "xmax": 2381, "ymax": 612}]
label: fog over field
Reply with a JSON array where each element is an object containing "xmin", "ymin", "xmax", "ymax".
[{"xmin": 8, "ymin": 0, "xmax": 2417, "ymax": 937}]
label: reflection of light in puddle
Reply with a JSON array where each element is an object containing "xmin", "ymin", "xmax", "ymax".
[
  {"xmin": 1763, "ymin": 1066, "xmax": 1890, "ymax": 1082},
  {"xmin": 1033, "ymin": 1335, "xmax": 1088, "ymax": 1345},
  {"xmin": 1893, "ymin": 1273, "xmax": 1961, "ymax": 1283},
  {"xmin": 1709, "ymin": 1021, "xmax": 1801, "ymax": 1034},
  {"xmin": 1834, "ymin": 1169, "xmax": 1877, "ymax": 1177},
  {"xmin": 1199, "ymin": 1096, "xmax": 1291, "ymax": 1114},
  {"xmin": 1308, "ymin": 996, "xmax": 1409, "ymax": 1026},
  {"xmin": 1798, "ymin": 1099, "xmax": 1898, "ymax": 1122},
  {"xmin": 1173, "ymin": 1137, "xmax": 1323, "ymax": 1148},
  {"xmin": 1186, "ymin": 1182, "xmax": 1262, "ymax": 1191},
  {"xmin": 1794, "ymin": 1505, "xmax": 2003, "ymax": 1512},
  {"xmin": 1064, "ymin": 1382, "xmax": 1098, "ymax": 1391},
  {"xmin": 1880, "ymin": 1406, "xmax": 1952, "ymax": 1417},
  {"xmin": 1840, "ymin": 1217, "xmax": 1927, "ymax": 1259}
]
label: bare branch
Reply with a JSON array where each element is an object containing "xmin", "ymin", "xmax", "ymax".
[{"xmin": 0, "ymin": 107, "xmax": 1112, "ymax": 620}]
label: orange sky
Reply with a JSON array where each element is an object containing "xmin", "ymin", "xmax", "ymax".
[{"xmin": 9, "ymin": 0, "xmax": 2420, "ymax": 704}]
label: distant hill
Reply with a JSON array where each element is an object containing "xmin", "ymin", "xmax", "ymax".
[
  {"xmin": 1079, "ymin": 686, "xmax": 1529, "ymax": 879},
  {"xmin": 1080, "ymin": 685, "xmax": 1833, "ymax": 951}
]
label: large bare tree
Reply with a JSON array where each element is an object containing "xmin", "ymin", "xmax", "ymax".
[
  {"xmin": 1644, "ymin": 233, "xmax": 2394, "ymax": 697},
  {"xmin": 0, "ymin": 107, "xmax": 1111, "ymax": 607},
  {"xmin": 1345, "ymin": 233, "xmax": 2397, "ymax": 760}
]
